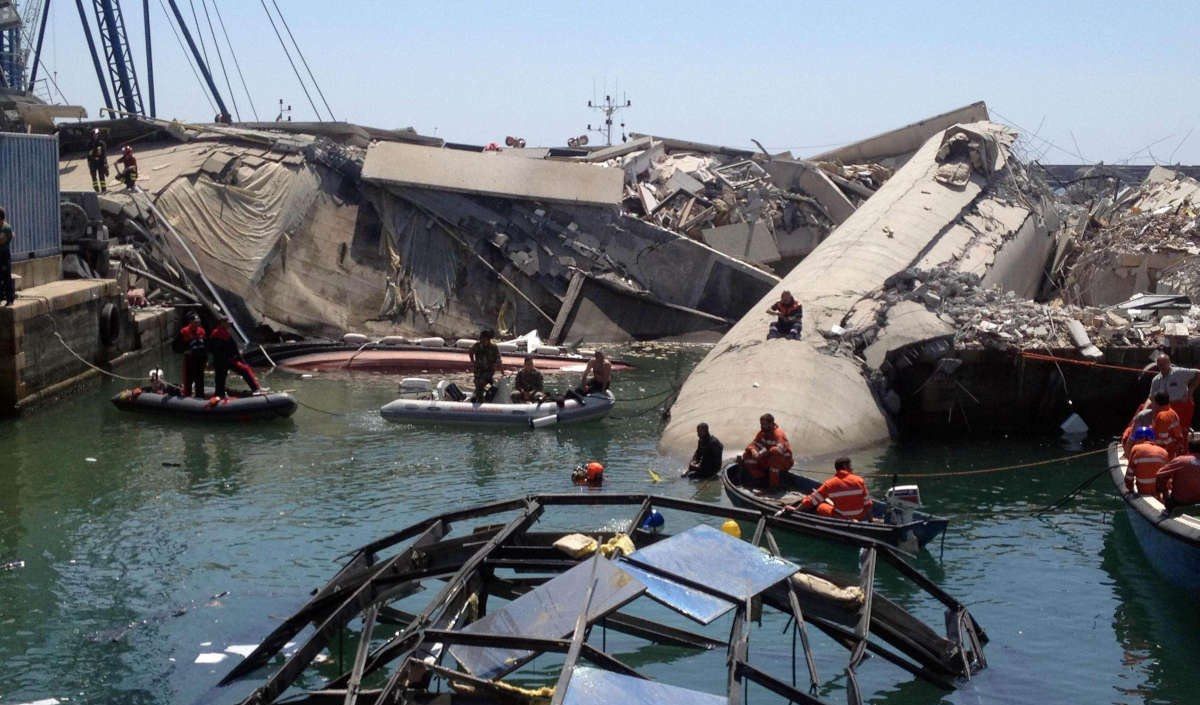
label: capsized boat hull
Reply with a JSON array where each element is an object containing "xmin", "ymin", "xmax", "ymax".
[
  {"xmin": 380, "ymin": 391, "xmax": 614, "ymax": 427},
  {"xmin": 1108, "ymin": 442, "xmax": 1200, "ymax": 593},
  {"xmin": 111, "ymin": 388, "xmax": 298, "ymax": 421},
  {"xmin": 722, "ymin": 465, "xmax": 948, "ymax": 552},
  {"xmin": 245, "ymin": 341, "xmax": 633, "ymax": 374}
]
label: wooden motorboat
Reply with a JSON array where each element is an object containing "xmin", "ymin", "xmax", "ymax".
[
  {"xmin": 1108, "ymin": 441, "xmax": 1200, "ymax": 593},
  {"xmin": 722, "ymin": 465, "xmax": 948, "ymax": 553},
  {"xmin": 111, "ymin": 387, "xmax": 297, "ymax": 421}
]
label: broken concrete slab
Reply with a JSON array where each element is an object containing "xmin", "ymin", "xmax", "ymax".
[
  {"xmin": 362, "ymin": 141, "xmax": 623, "ymax": 206},
  {"xmin": 864, "ymin": 301, "xmax": 956, "ymax": 370},
  {"xmin": 809, "ymin": 102, "xmax": 990, "ymax": 168},
  {"xmin": 701, "ymin": 221, "xmax": 780, "ymax": 264}
]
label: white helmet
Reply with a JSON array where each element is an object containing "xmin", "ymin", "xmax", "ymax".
[{"xmin": 148, "ymin": 368, "xmax": 165, "ymax": 382}]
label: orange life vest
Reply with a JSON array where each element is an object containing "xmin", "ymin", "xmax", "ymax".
[
  {"xmin": 744, "ymin": 427, "xmax": 794, "ymax": 472},
  {"xmin": 1153, "ymin": 408, "xmax": 1186, "ymax": 458},
  {"xmin": 806, "ymin": 469, "xmax": 872, "ymax": 520},
  {"xmin": 1127, "ymin": 442, "xmax": 1169, "ymax": 494},
  {"xmin": 1156, "ymin": 455, "xmax": 1200, "ymax": 505}
]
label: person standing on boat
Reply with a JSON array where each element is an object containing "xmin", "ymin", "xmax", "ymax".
[
  {"xmin": 580, "ymin": 350, "xmax": 612, "ymax": 394},
  {"xmin": 0, "ymin": 207, "xmax": 14, "ymax": 307},
  {"xmin": 683, "ymin": 422, "xmax": 724, "ymax": 479},
  {"xmin": 1125, "ymin": 426, "xmax": 1169, "ymax": 495},
  {"xmin": 86, "ymin": 128, "xmax": 109, "ymax": 193},
  {"xmin": 511, "ymin": 356, "xmax": 545, "ymax": 403},
  {"xmin": 1146, "ymin": 353, "xmax": 1200, "ymax": 432},
  {"xmin": 786, "ymin": 457, "xmax": 872, "ymax": 520},
  {"xmin": 737, "ymin": 413, "xmax": 793, "ymax": 488},
  {"xmin": 766, "ymin": 290, "xmax": 803, "ymax": 340},
  {"xmin": 208, "ymin": 317, "xmax": 261, "ymax": 398},
  {"xmin": 1150, "ymin": 392, "xmax": 1187, "ymax": 458},
  {"xmin": 179, "ymin": 313, "xmax": 208, "ymax": 398},
  {"xmin": 468, "ymin": 329, "xmax": 503, "ymax": 402}
]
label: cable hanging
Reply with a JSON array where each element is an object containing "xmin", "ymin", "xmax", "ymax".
[
  {"xmin": 259, "ymin": 0, "xmax": 320, "ymax": 121},
  {"xmin": 211, "ymin": 0, "xmax": 258, "ymax": 121},
  {"xmin": 157, "ymin": 0, "xmax": 216, "ymax": 115},
  {"xmin": 198, "ymin": 0, "xmax": 239, "ymax": 121},
  {"xmin": 270, "ymin": 0, "xmax": 335, "ymax": 121}
]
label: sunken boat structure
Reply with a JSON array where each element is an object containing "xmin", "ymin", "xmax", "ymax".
[{"xmin": 207, "ymin": 494, "xmax": 986, "ymax": 705}]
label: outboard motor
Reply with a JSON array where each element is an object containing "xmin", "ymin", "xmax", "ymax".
[{"xmin": 884, "ymin": 485, "xmax": 922, "ymax": 525}]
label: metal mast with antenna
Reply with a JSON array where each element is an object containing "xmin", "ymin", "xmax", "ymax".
[{"xmin": 587, "ymin": 92, "xmax": 631, "ymax": 146}]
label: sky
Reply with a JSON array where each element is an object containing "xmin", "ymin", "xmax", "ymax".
[{"xmin": 17, "ymin": 0, "xmax": 1200, "ymax": 164}]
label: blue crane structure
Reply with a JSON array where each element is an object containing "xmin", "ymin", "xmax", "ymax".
[{"xmin": 22, "ymin": 0, "xmax": 230, "ymax": 121}]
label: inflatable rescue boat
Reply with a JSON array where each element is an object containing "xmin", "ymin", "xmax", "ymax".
[
  {"xmin": 112, "ymin": 387, "xmax": 298, "ymax": 421},
  {"xmin": 380, "ymin": 379, "xmax": 614, "ymax": 428}
]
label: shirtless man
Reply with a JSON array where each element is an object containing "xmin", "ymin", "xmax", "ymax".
[{"xmin": 580, "ymin": 350, "xmax": 612, "ymax": 394}]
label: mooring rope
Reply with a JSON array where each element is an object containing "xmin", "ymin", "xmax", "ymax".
[
  {"xmin": 1019, "ymin": 350, "xmax": 1150, "ymax": 375},
  {"xmin": 856, "ymin": 446, "xmax": 1109, "ymax": 479},
  {"xmin": 21, "ymin": 294, "xmax": 144, "ymax": 382}
]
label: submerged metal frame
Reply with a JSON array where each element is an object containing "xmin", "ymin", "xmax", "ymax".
[{"xmin": 216, "ymin": 493, "xmax": 988, "ymax": 705}]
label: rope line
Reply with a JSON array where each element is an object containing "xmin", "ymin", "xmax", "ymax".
[
  {"xmin": 271, "ymin": 0, "xmax": 335, "ymax": 121},
  {"xmin": 259, "ymin": 0, "xmax": 320, "ymax": 120},
  {"xmin": 1019, "ymin": 350, "xmax": 1149, "ymax": 375},
  {"xmin": 856, "ymin": 446, "xmax": 1109, "ymax": 479},
  {"xmin": 211, "ymin": 0, "xmax": 259, "ymax": 121},
  {"xmin": 294, "ymin": 398, "xmax": 345, "ymax": 416}
]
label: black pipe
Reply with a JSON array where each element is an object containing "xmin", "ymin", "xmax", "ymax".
[
  {"xmin": 75, "ymin": 0, "xmax": 114, "ymax": 110},
  {"xmin": 143, "ymin": 0, "xmax": 154, "ymax": 116},
  {"xmin": 164, "ymin": 0, "xmax": 229, "ymax": 121},
  {"xmin": 29, "ymin": 0, "xmax": 52, "ymax": 89}
]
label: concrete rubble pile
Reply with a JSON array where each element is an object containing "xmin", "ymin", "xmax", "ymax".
[
  {"xmin": 838, "ymin": 265, "xmax": 1159, "ymax": 353},
  {"xmin": 1061, "ymin": 166, "xmax": 1200, "ymax": 306},
  {"xmin": 581, "ymin": 135, "xmax": 892, "ymax": 271},
  {"xmin": 661, "ymin": 119, "xmax": 1068, "ymax": 459}
]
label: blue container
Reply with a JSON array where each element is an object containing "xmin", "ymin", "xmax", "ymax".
[{"xmin": 0, "ymin": 132, "xmax": 61, "ymax": 262}]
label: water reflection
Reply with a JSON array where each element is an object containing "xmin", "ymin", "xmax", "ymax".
[{"xmin": 1101, "ymin": 511, "xmax": 1200, "ymax": 703}]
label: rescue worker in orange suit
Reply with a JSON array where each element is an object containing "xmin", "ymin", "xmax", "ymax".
[
  {"xmin": 766, "ymin": 290, "xmax": 803, "ymax": 340},
  {"xmin": 738, "ymin": 413, "xmax": 793, "ymax": 488},
  {"xmin": 179, "ymin": 313, "xmax": 208, "ymax": 398},
  {"xmin": 207, "ymin": 318, "xmax": 261, "ymax": 398},
  {"xmin": 114, "ymin": 145, "xmax": 138, "ymax": 190},
  {"xmin": 1150, "ymin": 392, "xmax": 1187, "ymax": 459},
  {"xmin": 786, "ymin": 456, "xmax": 873, "ymax": 520},
  {"xmin": 1156, "ymin": 454, "xmax": 1200, "ymax": 508},
  {"xmin": 1146, "ymin": 352, "xmax": 1200, "ymax": 433},
  {"xmin": 86, "ymin": 128, "xmax": 108, "ymax": 193},
  {"xmin": 1121, "ymin": 404, "xmax": 1157, "ymax": 456},
  {"xmin": 1125, "ymin": 426, "xmax": 1169, "ymax": 495}
]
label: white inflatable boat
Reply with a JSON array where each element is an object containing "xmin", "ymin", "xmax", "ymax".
[{"xmin": 380, "ymin": 379, "xmax": 615, "ymax": 428}]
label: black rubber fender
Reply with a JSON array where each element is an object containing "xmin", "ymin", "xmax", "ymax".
[{"xmin": 99, "ymin": 302, "xmax": 121, "ymax": 346}]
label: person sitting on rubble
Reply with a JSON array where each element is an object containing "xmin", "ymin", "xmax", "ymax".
[
  {"xmin": 511, "ymin": 355, "xmax": 546, "ymax": 403},
  {"xmin": 766, "ymin": 290, "xmax": 803, "ymax": 340},
  {"xmin": 468, "ymin": 329, "xmax": 503, "ymax": 402},
  {"xmin": 683, "ymin": 422, "xmax": 724, "ymax": 479},
  {"xmin": 785, "ymin": 456, "xmax": 873, "ymax": 520},
  {"xmin": 736, "ymin": 413, "xmax": 793, "ymax": 489},
  {"xmin": 1145, "ymin": 352, "xmax": 1200, "ymax": 433},
  {"xmin": 114, "ymin": 145, "xmax": 138, "ymax": 190},
  {"xmin": 1125, "ymin": 426, "xmax": 1169, "ymax": 495}
]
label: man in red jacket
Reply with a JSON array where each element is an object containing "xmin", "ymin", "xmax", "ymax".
[
  {"xmin": 207, "ymin": 318, "xmax": 260, "ymax": 398},
  {"xmin": 179, "ymin": 313, "xmax": 207, "ymax": 397}
]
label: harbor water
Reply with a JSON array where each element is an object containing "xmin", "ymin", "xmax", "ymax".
[{"xmin": 1, "ymin": 343, "xmax": 1196, "ymax": 705}]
